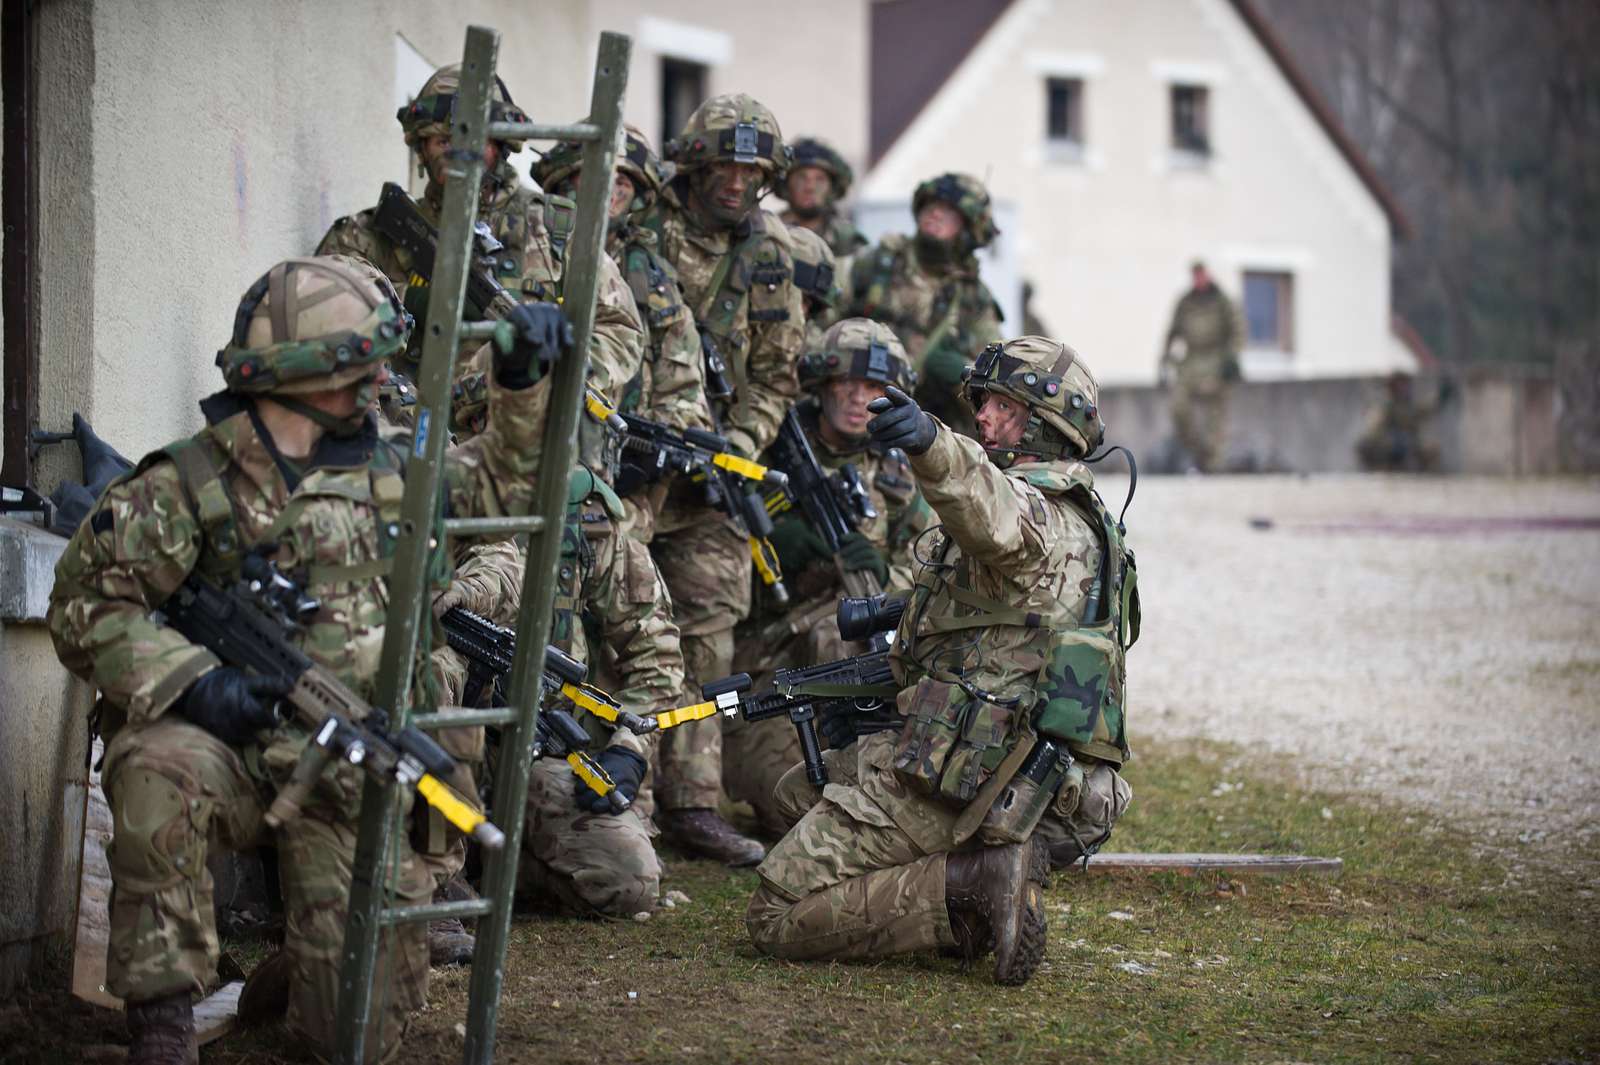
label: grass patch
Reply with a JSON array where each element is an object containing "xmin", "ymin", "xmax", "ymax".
[{"xmin": 13, "ymin": 740, "xmax": 1597, "ymax": 1064}]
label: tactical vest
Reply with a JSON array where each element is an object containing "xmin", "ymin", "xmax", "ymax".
[
  {"xmin": 852, "ymin": 235, "xmax": 995, "ymax": 358},
  {"xmin": 891, "ymin": 467, "xmax": 1138, "ymax": 811},
  {"xmin": 617, "ymin": 236, "xmax": 688, "ymax": 415}
]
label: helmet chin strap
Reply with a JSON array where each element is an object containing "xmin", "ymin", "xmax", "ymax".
[
  {"xmin": 269, "ymin": 382, "xmax": 375, "ymax": 439},
  {"xmin": 984, "ymin": 415, "xmax": 1070, "ymax": 467}
]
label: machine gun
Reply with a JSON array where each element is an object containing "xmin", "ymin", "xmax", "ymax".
[
  {"xmin": 764, "ymin": 406, "xmax": 883, "ymax": 602},
  {"xmin": 160, "ymin": 553, "xmax": 504, "ymax": 848}
]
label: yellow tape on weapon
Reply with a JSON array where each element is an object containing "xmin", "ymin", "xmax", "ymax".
[
  {"xmin": 566, "ymin": 752, "xmax": 615, "ymax": 798},
  {"xmin": 584, "ymin": 387, "xmax": 627, "ymax": 431},
  {"xmin": 415, "ymin": 774, "xmax": 504, "ymax": 848},
  {"xmin": 751, "ymin": 536, "xmax": 783, "ymax": 588},
  {"xmin": 562, "ymin": 681, "xmax": 622, "ymax": 722},
  {"xmin": 763, "ymin": 490, "xmax": 791, "ymax": 517},
  {"xmin": 712, "ymin": 452, "xmax": 775, "ymax": 483},
  {"xmin": 652, "ymin": 700, "xmax": 722, "ymax": 730}
]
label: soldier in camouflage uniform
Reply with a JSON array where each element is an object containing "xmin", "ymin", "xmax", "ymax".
[
  {"xmin": 634, "ymin": 93, "xmax": 807, "ymax": 866},
  {"xmin": 1355, "ymin": 371, "xmax": 1449, "ymax": 472},
  {"xmin": 513, "ymin": 466, "xmax": 686, "ymax": 916},
  {"xmin": 747, "ymin": 336, "xmax": 1136, "ymax": 986},
  {"xmin": 46, "ymin": 255, "xmax": 570, "ymax": 1064},
  {"xmin": 788, "ymin": 225, "xmax": 840, "ymax": 355},
  {"xmin": 841, "ymin": 173, "xmax": 1003, "ymax": 431},
  {"xmin": 1159, "ymin": 261, "xmax": 1244, "ymax": 473},
  {"xmin": 316, "ymin": 64, "xmax": 644, "ymax": 414},
  {"xmin": 725, "ymin": 319, "xmax": 933, "ymax": 833},
  {"xmin": 532, "ymin": 125, "xmax": 715, "ymax": 537},
  {"xmin": 780, "ymin": 137, "xmax": 868, "ymax": 264}
]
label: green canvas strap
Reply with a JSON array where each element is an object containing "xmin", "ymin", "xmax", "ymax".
[
  {"xmin": 921, "ymin": 583, "xmax": 1045, "ymax": 633},
  {"xmin": 164, "ymin": 437, "xmax": 246, "ymax": 569}
]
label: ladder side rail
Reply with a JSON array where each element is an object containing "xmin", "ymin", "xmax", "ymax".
[
  {"xmin": 333, "ymin": 26, "xmax": 502, "ymax": 1065},
  {"xmin": 461, "ymin": 30, "xmax": 632, "ymax": 1065}
]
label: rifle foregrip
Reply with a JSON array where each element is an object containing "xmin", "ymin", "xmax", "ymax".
[{"xmin": 796, "ymin": 713, "xmax": 828, "ymax": 788}]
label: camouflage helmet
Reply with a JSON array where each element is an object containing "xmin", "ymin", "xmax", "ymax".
[
  {"xmin": 788, "ymin": 137, "xmax": 854, "ymax": 201},
  {"xmin": 396, "ymin": 64, "xmax": 532, "ymax": 153},
  {"xmin": 800, "ymin": 318, "xmax": 916, "ymax": 393},
  {"xmin": 913, "ymin": 172, "xmax": 999, "ymax": 250},
  {"xmin": 215, "ymin": 256, "xmax": 411, "ymax": 395},
  {"xmin": 787, "ymin": 226, "xmax": 839, "ymax": 310},
  {"xmin": 666, "ymin": 93, "xmax": 789, "ymax": 185},
  {"xmin": 532, "ymin": 124, "xmax": 664, "ymax": 211},
  {"xmin": 962, "ymin": 335, "xmax": 1103, "ymax": 460}
]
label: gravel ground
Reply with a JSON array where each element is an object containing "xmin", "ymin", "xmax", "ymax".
[{"xmin": 1110, "ymin": 472, "xmax": 1600, "ymax": 877}]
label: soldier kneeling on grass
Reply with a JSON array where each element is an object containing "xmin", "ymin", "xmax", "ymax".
[{"xmin": 747, "ymin": 336, "xmax": 1137, "ymax": 985}]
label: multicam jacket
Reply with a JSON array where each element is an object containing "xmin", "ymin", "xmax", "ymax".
[
  {"xmin": 48, "ymin": 373, "xmax": 552, "ymax": 805},
  {"xmin": 780, "ymin": 208, "xmax": 868, "ymax": 263},
  {"xmin": 606, "ymin": 223, "xmax": 713, "ymax": 434},
  {"xmin": 317, "ymin": 166, "xmax": 645, "ymax": 406},
  {"xmin": 842, "ymin": 234, "xmax": 1002, "ymax": 385},
  {"xmin": 638, "ymin": 183, "xmax": 805, "ymax": 461},
  {"xmin": 1163, "ymin": 286, "xmax": 1245, "ymax": 391}
]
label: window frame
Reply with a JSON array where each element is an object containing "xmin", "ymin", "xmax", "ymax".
[
  {"xmin": 1243, "ymin": 270, "xmax": 1295, "ymax": 354},
  {"xmin": 1170, "ymin": 83, "xmax": 1211, "ymax": 159},
  {"xmin": 1044, "ymin": 76, "xmax": 1085, "ymax": 150},
  {"xmin": 660, "ymin": 56, "xmax": 708, "ymax": 153}
]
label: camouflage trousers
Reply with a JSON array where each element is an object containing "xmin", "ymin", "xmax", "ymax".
[
  {"xmin": 1171, "ymin": 374, "xmax": 1230, "ymax": 473},
  {"xmin": 517, "ymin": 756, "xmax": 660, "ymax": 916},
  {"xmin": 101, "ymin": 718, "xmax": 429, "ymax": 1063},
  {"xmin": 649, "ymin": 509, "xmax": 751, "ymax": 811},
  {"xmin": 746, "ymin": 740, "xmax": 957, "ymax": 960}
]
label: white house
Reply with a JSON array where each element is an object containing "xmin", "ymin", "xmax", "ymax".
[{"xmin": 856, "ymin": 0, "xmax": 1422, "ymax": 384}]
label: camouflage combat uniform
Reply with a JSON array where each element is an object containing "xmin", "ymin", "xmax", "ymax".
[
  {"xmin": 780, "ymin": 137, "xmax": 868, "ymax": 267},
  {"xmin": 636, "ymin": 95, "xmax": 806, "ymax": 849},
  {"xmin": 47, "ymin": 257, "xmax": 554, "ymax": 1061},
  {"xmin": 724, "ymin": 397, "xmax": 932, "ymax": 831},
  {"xmin": 787, "ymin": 224, "xmax": 840, "ymax": 356},
  {"xmin": 747, "ymin": 337, "xmax": 1135, "ymax": 980},
  {"xmin": 842, "ymin": 174, "xmax": 1002, "ymax": 429},
  {"xmin": 1161, "ymin": 283, "xmax": 1244, "ymax": 473},
  {"xmin": 1355, "ymin": 374, "xmax": 1446, "ymax": 472},
  {"xmin": 514, "ymin": 469, "xmax": 685, "ymax": 916}
]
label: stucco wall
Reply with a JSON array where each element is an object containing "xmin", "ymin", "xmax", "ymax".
[
  {"xmin": 859, "ymin": 0, "xmax": 1402, "ymax": 386},
  {"xmin": 588, "ymin": 1, "xmax": 870, "ymax": 175}
]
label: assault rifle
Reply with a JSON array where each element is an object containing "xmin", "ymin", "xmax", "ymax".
[
  {"xmin": 372, "ymin": 181, "xmax": 518, "ymax": 324},
  {"xmin": 612, "ymin": 412, "xmax": 787, "ymax": 499},
  {"xmin": 764, "ymin": 407, "xmax": 883, "ymax": 604},
  {"xmin": 160, "ymin": 553, "xmax": 504, "ymax": 848}
]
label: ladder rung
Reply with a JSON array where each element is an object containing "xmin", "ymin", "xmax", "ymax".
[
  {"xmin": 459, "ymin": 320, "xmax": 497, "ymax": 341},
  {"xmin": 443, "ymin": 515, "xmax": 546, "ymax": 537},
  {"xmin": 410, "ymin": 708, "xmax": 519, "ymax": 729},
  {"xmin": 487, "ymin": 120, "xmax": 600, "ymax": 143},
  {"xmin": 380, "ymin": 898, "xmax": 494, "ymax": 927}
]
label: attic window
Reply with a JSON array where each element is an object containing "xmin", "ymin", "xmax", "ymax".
[
  {"xmin": 1045, "ymin": 78, "xmax": 1084, "ymax": 147},
  {"xmin": 1171, "ymin": 84, "xmax": 1210, "ymax": 156}
]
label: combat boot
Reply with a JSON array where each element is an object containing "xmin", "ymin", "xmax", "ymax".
[
  {"xmin": 125, "ymin": 991, "xmax": 197, "ymax": 1065},
  {"xmin": 659, "ymin": 808, "xmax": 766, "ymax": 867},
  {"xmin": 428, "ymin": 917, "xmax": 476, "ymax": 967},
  {"xmin": 236, "ymin": 949, "xmax": 292, "ymax": 1028},
  {"xmin": 944, "ymin": 837, "xmax": 1048, "ymax": 986}
]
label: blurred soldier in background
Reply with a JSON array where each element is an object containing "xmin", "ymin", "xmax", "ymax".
[
  {"xmin": 1159, "ymin": 261, "xmax": 1244, "ymax": 473},
  {"xmin": 1355, "ymin": 371, "xmax": 1451, "ymax": 472},
  {"xmin": 840, "ymin": 172, "xmax": 1002, "ymax": 432},
  {"xmin": 780, "ymin": 137, "xmax": 868, "ymax": 265}
]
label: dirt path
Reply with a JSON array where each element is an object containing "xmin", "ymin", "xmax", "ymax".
[{"xmin": 1113, "ymin": 473, "xmax": 1600, "ymax": 875}]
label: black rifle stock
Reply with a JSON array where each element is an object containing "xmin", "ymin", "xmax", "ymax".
[
  {"xmin": 372, "ymin": 181, "xmax": 518, "ymax": 324},
  {"xmin": 161, "ymin": 555, "xmax": 504, "ymax": 848}
]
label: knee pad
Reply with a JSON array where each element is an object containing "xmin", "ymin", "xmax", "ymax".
[{"xmin": 107, "ymin": 767, "xmax": 203, "ymax": 893}]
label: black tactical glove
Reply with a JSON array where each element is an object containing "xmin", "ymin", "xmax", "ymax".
[
  {"xmin": 574, "ymin": 746, "xmax": 647, "ymax": 813},
  {"xmin": 494, "ymin": 303, "xmax": 575, "ymax": 389},
  {"xmin": 837, "ymin": 531, "xmax": 889, "ymax": 586},
  {"xmin": 768, "ymin": 515, "xmax": 830, "ymax": 576},
  {"xmin": 866, "ymin": 385, "xmax": 937, "ymax": 456},
  {"xmin": 179, "ymin": 667, "xmax": 290, "ymax": 745}
]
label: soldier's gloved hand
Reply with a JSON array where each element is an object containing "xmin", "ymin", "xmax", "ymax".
[
  {"xmin": 769, "ymin": 515, "xmax": 829, "ymax": 576},
  {"xmin": 866, "ymin": 386, "xmax": 937, "ymax": 456},
  {"xmin": 179, "ymin": 667, "xmax": 290, "ymax": 745},
  {"xmin": 574, "ymin": 746, "xmax": 647, "ymax": 814},
  {"xmin": 837, "ymin": 532, "xmax": 889, "ymax": 586},
  {"xmin": 431, "ymin": 582, "xmax": 468, "ymax": 620},
  {"xmin": 494, "ymin": 303, "xmax": 575, "ymax": 389}
]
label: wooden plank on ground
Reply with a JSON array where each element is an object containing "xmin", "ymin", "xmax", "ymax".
[
  {"xmin": 1075, "ymin": 852, "xmax": 1343, "ymax": 877},
  {"xmin": 195, "ymin": 981, "xmax": 243, "ymax": 1045}
]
